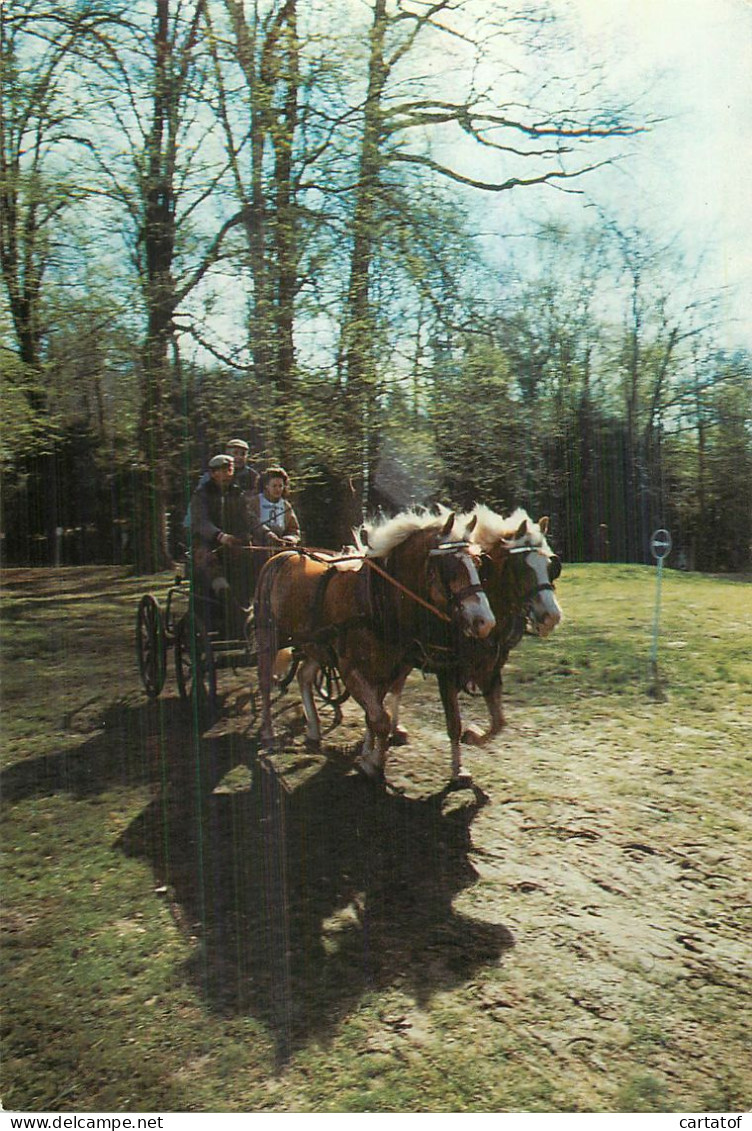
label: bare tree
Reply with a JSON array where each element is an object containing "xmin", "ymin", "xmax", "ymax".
[
  {"xmin": 87, "ymin": 0, "xmax": 251, "ymax": 569},
  {"xmin": 0, "ymin": 1, "xmax": 130, "ymax": 558},
  {"xmin": 203, "ymin": 0, "xmax": 303, "ymax": 464},
  {"xmin": 339, "ymin": 0, "xmax": 641, "ymax": 517},
  {"xmin": 0, "ymin": 1, "xmax": 125, "ymax": 383}
]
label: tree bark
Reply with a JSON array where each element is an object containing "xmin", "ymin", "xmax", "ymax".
[
  {"xmin": 340, "ymin": 0, "xmax": 388, "ymax": 524},
  {"xmin": 267, "ymin": 0, "xmax": 300, "ymax": 468},
  {"xmin": 133, "ymin": 0, "xmax": 205, "ymax": 571}
]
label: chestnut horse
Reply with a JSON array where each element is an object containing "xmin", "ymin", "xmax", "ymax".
[
  {"xmin": 254, "ymin": 511, "xmax": 496, "ymax": 782},
  {"xmin": 385, "ymin": 506, "xmax": 563, "ymax": 781}
]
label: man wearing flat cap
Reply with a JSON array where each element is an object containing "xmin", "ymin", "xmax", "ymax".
[
  {"xmin": 189, "ymin": 453, "xmax": 253, "ymax": 624},
  {"xmin": 190, "ymin": 439, "xmax": 258, "ymax": 497},
  {"xmin": 225, "ymin": 438, "xmax": 259, "ymax": 494}
]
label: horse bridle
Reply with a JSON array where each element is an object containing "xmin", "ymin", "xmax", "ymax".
[
  {"xmin": 507, "ymin": 545, "xmax": 561, "ymax": 604},
  {"xmin": 359, "ymin": 538, "xmax": 489, "ymax": 628},
  {"xmin": 428, "ymin": 541, "xmax": 487, "ymax": 614}
]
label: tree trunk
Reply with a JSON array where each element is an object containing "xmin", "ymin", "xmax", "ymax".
[
  {"xmin": 133, "ymin": 0, "xmax": 181, "ymax": 572},
  {"xmin": 341, "ymin": 0, "xmax": 388, "ymax": 522},
  {"xmin": 269, "ymin": 0, "xmax": 299, "ymax": 469}
]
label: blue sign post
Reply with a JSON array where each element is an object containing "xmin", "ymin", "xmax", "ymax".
[{"xmin": 649, "ymin": 529, "xmax": 672, "ymax": 698}]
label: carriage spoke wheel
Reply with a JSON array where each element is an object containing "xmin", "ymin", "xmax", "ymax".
[
  {"xmin": 314, "ymin": 663, "xmax": 349, "ymax": 706},
  {"xmin": 136, "ymin": 594, "xmax": 167, "ymax": 698},
  {"xmin": 175, "ymin": 614, "xmax": 217, "ymax": 717}
]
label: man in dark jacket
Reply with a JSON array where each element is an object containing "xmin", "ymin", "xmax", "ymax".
[
  {"xmin": 190, "ymin": 454, "xmax": 253, "ymax": 621},
  {"xmin": 225, "ymin": 438, "xmax": 259, "ymax": 494}
]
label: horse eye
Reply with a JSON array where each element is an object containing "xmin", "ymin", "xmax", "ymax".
[{"xmin": 549, "ymin": 556, "xmax": 562, "ymax": 581}]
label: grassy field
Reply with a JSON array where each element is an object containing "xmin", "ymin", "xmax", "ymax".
[{"xmin": 1, "ymin": 562, "xmax": 750, "ymax": 1112}]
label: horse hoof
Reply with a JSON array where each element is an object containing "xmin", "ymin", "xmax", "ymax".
[
  {"xmin": 304, "ymin": 736, "xmax": 322, "ymax": 752},
  {"xmin": 389, "ymin": 727, "xmax": 409, "ymax": 747},
  {"xmin": 355, "ymin": 757, "xmax": 385, "ymax": 785},
  {"xmin": 450, "ymin": 769, "xmax": 473, "ymax": 789},
  {"xmin": 461, "ymin": 726, "xmax": 486, "ymax": 747}
]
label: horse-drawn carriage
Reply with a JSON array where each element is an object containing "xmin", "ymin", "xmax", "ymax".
[
  {"xmin": 134, "ymin": 551, "xmax": 347, "ymax": 717},
  {"xmin": 135, "ymin": 506, "xmax": 563, "ymax": 787}
]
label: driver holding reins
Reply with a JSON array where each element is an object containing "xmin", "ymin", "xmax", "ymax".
[{"xmin": 189, "ymin": 454, "xmax": 254, "ymax": 615}]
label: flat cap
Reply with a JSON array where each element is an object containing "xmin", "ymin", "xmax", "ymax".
[
  {"xmin": 226, "ymin": 438, "xmax": 249, "ymax": 452},
  {"xmin": 208, "ymin": 454, "xmax": 233, "ymax": 469}
]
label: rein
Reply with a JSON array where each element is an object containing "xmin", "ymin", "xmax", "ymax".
[
  {"xmin": 246, "ymin": 541, "xmax": 474, "ymax": 626},
  {"xmin": 362, "ymin": 556, "xmax": 452, "ymax": 624},
  {"xmin": 238, "ymin": 543, "xmax": 364, "ymax": 566}
]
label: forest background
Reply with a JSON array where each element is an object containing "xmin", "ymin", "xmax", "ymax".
[{"xmin": 1, "ymin": 0, "xmax": 750, "ymax": 574}]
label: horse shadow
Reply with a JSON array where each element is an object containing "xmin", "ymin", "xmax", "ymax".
[
  {"xmin": 117, "ymin": 752, "xmax": 515, "ymax": 1062},
  {"xmin": 1, "ymin": 692, "xmax": 514, "ymax": 1064}
]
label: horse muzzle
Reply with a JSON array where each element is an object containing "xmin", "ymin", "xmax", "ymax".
[
  {"xmin": 527, "ymin": 605, "xmax": 562, "ymax": 638},
  {"xmin": 468, "ymin": 610, "xmax": 496, "ymax": 639},
  {"xmin": 455, "ymin": 587, "xmax": 496, "ymax": 639}
]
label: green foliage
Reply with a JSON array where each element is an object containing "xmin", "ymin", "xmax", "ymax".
[
  {"xmin": 0, "ymin": 353, "xmax": 58, "ymax": 470},
  {"xmin": 428, "ymin": 343, "xmax": 519, "ymax": 507},
  {"xmin": 615, "ymin": 1074, "xmax": 672, "ymax": 1113},
  {"xmin": 0, "ymin": 4, "xmax": 749, "ymax": 570}
]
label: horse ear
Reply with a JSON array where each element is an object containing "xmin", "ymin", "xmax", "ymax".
[
  {"xmin": 514, "ymin": 518, "xmax": 528, "ymax": 539},
  {"xmin": 539, "ymin": 516, "xmax": 550, "ymax": 535},
  {"xmin": 463, "ymin": 515, "xmax": 477, "ymax": 538},
  {"xmin": 440, "ymin": 512, "xmax": 455, "ymax": 538}
]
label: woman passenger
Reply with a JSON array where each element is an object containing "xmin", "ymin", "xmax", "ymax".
[{"xmin": 248, "ymin": 466, "xmax": 301, "ymax": 546}]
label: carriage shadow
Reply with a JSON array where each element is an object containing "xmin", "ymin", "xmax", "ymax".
[
  {"xmin": 117, "ymin": 755, "xmax": 515, "ymax": 1062},
  {"xmin": 1, "ymin": 692, "xmax": 514, "ymax": 1063}
]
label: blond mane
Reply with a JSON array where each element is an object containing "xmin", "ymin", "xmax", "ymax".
[
  {"xmin": 360, "ymin": 508, "xmax": 449, "ymax": 559},
  {"xmin": 452, "ymin": 504, "xmax": 551, "ymax": 554}
]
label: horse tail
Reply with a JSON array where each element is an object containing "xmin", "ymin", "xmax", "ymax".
[
  {"xmin": 255, "ymin": 550, "xmax": 299, "ymax": 744},
  {"xmin": 254, "ymin": 550, "xmax": 298, "ymax": 641}
]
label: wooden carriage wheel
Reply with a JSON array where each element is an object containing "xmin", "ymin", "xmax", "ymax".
[
  {"xmin": 135, "ymin": 594, "xmax": 167, "ymax": 698},
  {"xmin": 175, "ymin": 613, "xmax": 217, "ymax": 717}
]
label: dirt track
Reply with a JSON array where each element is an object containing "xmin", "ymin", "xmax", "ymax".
[
  {"xmin": 2, "ymin": 565, "xmax": 750, "ymax": 1111},
  {"xmin": 133, "ymin": 656, "xmax": 749, "ymax": 1110}
]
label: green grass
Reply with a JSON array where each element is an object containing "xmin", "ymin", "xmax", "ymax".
[{"xmin": 1, "ymin": 563, "xmax": 750, "ymax": 1112}]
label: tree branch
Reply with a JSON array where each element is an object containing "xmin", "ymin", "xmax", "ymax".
[{"xmin": 389, "ymin": 149, "xmax": 615, "ymax": 192}]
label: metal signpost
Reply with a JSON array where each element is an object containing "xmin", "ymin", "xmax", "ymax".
[{"xmin": 649, "ymin": 528, "xmax": 672, "ymax": 698}]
